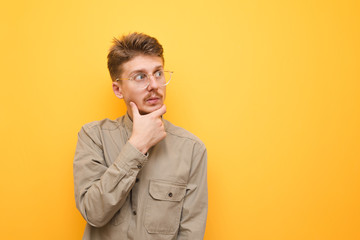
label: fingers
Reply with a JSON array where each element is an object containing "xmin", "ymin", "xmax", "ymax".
[
  {"xmin": 150, "ymin": 104, "xmax": 167, "ymax": 117},
  {"xmin": 129, "ymin": 102, "xmax": 140, "ymax": 118},
  {"xmin": 130, "ymin": 102, "xmax": 166, "ymax": 118}
]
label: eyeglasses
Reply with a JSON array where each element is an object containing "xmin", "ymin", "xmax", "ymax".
[{"xmin": 116, "ymin": 70, "xmax": 173, "ymax": 89}]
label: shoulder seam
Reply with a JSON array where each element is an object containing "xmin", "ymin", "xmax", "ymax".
[
  {"xmin": 82, "ymin": 119, "xmax": 122, "ymax": 131},
  {"xmin": 165, "ymin": 130, "xmax": 204, "ymax": 147}
]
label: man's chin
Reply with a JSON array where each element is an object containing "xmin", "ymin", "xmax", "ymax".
[{"xmin": 139, "ymin": 104, "xmax": 163, "ymax": 115}]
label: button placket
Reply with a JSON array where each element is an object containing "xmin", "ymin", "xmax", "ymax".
[{"xmin": 131, "ymin": 168, "xmax": 142, "ymax": 217}]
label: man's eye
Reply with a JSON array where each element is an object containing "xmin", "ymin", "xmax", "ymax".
[
  {"xmin": 154, "ymin": 70, "xmax": 163, "ymax": 78},
  {"xmin": 133, "ymin": 73, "xmax": 147, "ymax": 81}
]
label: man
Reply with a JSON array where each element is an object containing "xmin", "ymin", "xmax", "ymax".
[{"xmin": 73, "ymin": 32, "xmax": 208, "ymax": 240}]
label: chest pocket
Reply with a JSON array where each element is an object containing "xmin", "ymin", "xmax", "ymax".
[{"xmin": 145, "ymin": 180, "xmax": 186, "ymax": 235}]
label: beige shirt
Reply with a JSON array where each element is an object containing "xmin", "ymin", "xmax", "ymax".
[{"xmin": 73, "ymin": 114, "xmax": 208, "ymax": 240}]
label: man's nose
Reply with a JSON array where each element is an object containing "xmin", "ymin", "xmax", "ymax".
[{"xmin": 147, "ymin": 74, "xmax": 159, "ymax": 90}]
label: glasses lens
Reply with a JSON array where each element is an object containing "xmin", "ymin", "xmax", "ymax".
[
  {"xmin": 131, "ymin": 73, "xmax": 149, "ymax": 89},
  {"xmin": 131, "ymin": 71, "xmax": 172, "ymax": 89},
  {"xmin": 161, "ymin": 71, "xmax": 172, "ymax": 85}
]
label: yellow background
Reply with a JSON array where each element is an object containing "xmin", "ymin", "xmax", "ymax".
[{"xmin": 1, "ymin": 0, "xmax": 359, "ymax": 239}]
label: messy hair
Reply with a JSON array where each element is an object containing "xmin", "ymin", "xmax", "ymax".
[{"xmin": 107, "ymin": 32, "xmax": 164, "ymax": 81}]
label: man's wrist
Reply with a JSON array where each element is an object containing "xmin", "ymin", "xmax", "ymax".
[{"xmin": 128, "ymin": 137, "xmax": 149, "ymax": 155}]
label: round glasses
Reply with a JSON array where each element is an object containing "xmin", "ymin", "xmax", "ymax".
[{"xmin": 116, "ymin": 70, "xmax": 173, "ymax": 89}]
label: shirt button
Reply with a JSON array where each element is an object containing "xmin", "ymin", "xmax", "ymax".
[
  {"xmin": 168, "ymin": 192, "xmax": 173, "ymax": 197},
  {"xmin": 133, "ymin": 210, "xmax": 137, "ymax": 215},
  {"xmin": 137, "ymin": 164, "xmax": 142, "ymax": 169}
]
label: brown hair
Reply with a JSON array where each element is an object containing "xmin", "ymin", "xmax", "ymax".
[{"xmin": 107, "ymin": 32, "xmax": 164, "ymax": 81}]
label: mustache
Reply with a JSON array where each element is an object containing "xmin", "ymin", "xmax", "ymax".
[{"xmin": 144, "ymin": 92, "xmax": 163, "ymax": 100}]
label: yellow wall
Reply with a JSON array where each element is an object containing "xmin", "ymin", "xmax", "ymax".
[{"xmin": 1, "ymin": 0, "xmax": 359, "ymax": 239}]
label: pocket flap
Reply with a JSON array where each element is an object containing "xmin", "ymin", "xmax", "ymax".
[{"xmin": 149, "ymin": 180, "xmax": 186, "ymax": 202}]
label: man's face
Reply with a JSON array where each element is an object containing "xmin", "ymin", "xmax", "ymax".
[{"xmin": 112, "ymin": 54, "xmax": 166, "ymax": 119}]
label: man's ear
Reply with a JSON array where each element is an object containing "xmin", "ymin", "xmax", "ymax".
[{"xmin": 112, "ymin": 81, "xmax": 123, "ymax": 99}]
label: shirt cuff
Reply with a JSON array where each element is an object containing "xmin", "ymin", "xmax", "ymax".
[{"xmin": 114, "ymin": 141, "xmax": 149, "ymax": 173}]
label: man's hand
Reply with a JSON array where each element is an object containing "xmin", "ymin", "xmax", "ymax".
[{"xmin": 128, "ymin": 102, "xmax": 167, "ymax": 154}]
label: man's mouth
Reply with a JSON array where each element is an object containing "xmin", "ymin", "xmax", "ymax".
[{"xmin": 145, "ymin": 96, "xmax": 161, "ymax": 104}]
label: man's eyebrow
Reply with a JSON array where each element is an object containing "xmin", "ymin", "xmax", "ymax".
[
  {"xmin": 129, "ymin": 65, "xmax": 164, "ymax": 75},
  {"xmin": 153, "ymin": 65, "xmax": 164, "ymax": 70}
]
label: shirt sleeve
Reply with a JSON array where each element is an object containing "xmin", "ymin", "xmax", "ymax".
[
  {"xmin": 73, "ymin": 124, "xmax": 148, "ymax": 227},
  {"xmin": 177, "ymin": 141, "xmax": 208, "ymax": 239}
]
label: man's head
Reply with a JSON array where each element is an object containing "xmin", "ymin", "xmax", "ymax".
[
  {"xmin": 108, "ymin": 33, "xmax": 168, "ymax": 118},
  {"xmin": 107, "ymin": 32, "xmax": 164, "ymax": 82}
]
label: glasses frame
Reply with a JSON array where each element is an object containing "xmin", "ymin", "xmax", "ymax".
[{"xmin": 115, "ymin": 70, "xmax": 173, "ymax": 90}]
